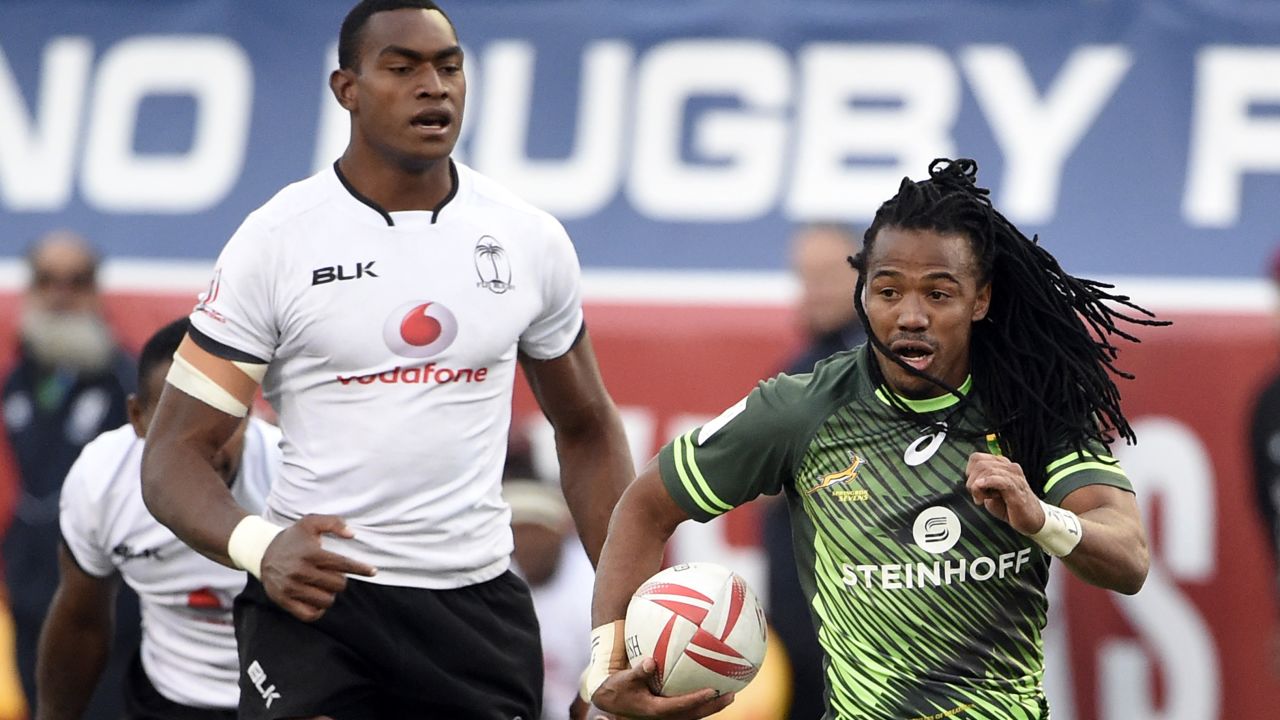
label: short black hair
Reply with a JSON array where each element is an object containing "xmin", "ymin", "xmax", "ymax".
[
  {"xmin": 136, "ymin": 318, "xmax": 191, "ymax": 405},
  {"xmin": 338, "ymin": 0, "xmax": 453, "ymax": 71}
]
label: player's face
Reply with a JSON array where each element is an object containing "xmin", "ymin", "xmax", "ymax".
[
  {"xmin": 344, "ymin": 9, "xmax": 465, "ymax": 167},
  {"xmin": 862, "ymin": 226, "xmax": 990, "ymax": 399}
]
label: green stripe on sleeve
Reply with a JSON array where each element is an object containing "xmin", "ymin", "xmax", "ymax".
[
  {"xmin": 1043, "ymin": 461, "xmax": 1127, "ymax": 494},
  {"xmin": 676, "ymin": 433, "xmax": 733, "ymax": 515},
  {"xmin": 1045, "ymin": 450, "xmax": 1116, "ymax": 475},
  {"xmin": 672, "ymin": 433, "xmax": 730, "ymax": 516}
]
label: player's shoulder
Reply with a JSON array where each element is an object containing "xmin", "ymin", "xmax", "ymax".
[
  {"xmin": 64, "ymin": 424, "xmax": 140, "ymax": 502},
  {"xmin": 765, "ymin": 346, "xmax": 867, "ymax": 409},
  {"xmin": 454, "ymin": 162, "xmax": 566, "ymax": 238},
  {"xmin": 235, "ymin": 167, "xmax": 341, "ymax": 239}
]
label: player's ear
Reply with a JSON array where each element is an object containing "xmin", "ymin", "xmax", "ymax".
[
  {"xmin": 127, "ymin": 393, "xmax": 146, "ymax": 439},
  {"xmin": 330, "ymin": 68, "xmax": 358, "ymax": 112},
  {"xmin": 972, "ymin": 282, "xmax": 992, "ymax": 322}
]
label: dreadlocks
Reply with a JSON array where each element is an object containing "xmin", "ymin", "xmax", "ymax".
[{"xmin": 850, "ymin": 158, "xmax": 1169, "ymax": 492}]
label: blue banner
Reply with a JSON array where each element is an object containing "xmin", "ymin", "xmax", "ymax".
[{"xmin": 2, "ymin": 0, "xmax": 1279, "ymax": 277}]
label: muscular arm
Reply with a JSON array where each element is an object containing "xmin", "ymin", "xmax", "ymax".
[
  {"xmin": 967, "ymin": 452, "xmax": 1148, "ymax": 595},
  {"xmin": 142, "ymin": 337, "xmax": 373, "ymax": 621},
  {"xmin": 36, "ymin": 543, "xmax": 118, "ymax": 720},
  {"xmin": 1056, "ymin": 483, "xmax": 1148, "ymax": 593},
  {"xmin": 590, "ymin": 462, "xmax": 686, "ymax": 626},
  {"xmin": 520, "ymin": 331, "xmax": 633, "ymax": 566},
  {"xmin": 140, "ymin": 338, "xmax": 255, "ymax": 567},
  {"xmin": 589, "ymin": 463, "xmax": 730, "ymax": 719}
]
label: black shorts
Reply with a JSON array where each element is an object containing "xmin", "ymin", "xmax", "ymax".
[
  {"xmin": 123, "ymin": 649, "xmax": 237, "ymax": 720},
  {"xmin": 233, "ymin": 571, "xmax": 543, "ymax": 720}
]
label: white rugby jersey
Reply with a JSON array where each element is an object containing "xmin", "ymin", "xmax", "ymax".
[
  {"xmin": 60, "ymin": 419, "xmax": 278, "ymax": 710},
  {"xmin": 189, "ymin": 161, "xmax": 584, "ymax": 589}
]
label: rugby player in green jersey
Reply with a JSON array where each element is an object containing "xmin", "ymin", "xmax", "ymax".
[{"xmin": 580, "ymin": 159, "xmax": 1166, "ymax": 720}]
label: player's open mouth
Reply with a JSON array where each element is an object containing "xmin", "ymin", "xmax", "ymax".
[
  {"xmin": 411, "ymin": 110, "xmax": 452, "ymax": 134},
  {"xmin": 891, "ymin": 341, "xmax": 935, "ymax": 371}
]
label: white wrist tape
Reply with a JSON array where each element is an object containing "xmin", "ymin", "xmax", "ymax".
[
  {"xmin": 580, "ymin": 620, "xmax": 626, "ymax": 702},
  {"xmin": 227, "ymin": 516, "xmax": 283, "ymax": 579},
  {"xmin": 166, "ymin": 354, "xmax": 249, "ymax": 417},
  {"xmin": 1031, "ymin": 500, "xmax": 1083, "ymax": 557}
]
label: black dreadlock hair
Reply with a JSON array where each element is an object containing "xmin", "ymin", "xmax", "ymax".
[{"xmin": 850, "ymin": 158, "xmax": 1169, "ymax": 492}]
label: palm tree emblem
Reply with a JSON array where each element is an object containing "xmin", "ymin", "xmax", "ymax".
[{"xmin": 474, "ymin": 236, "xmax": 513, "ymax": 294}]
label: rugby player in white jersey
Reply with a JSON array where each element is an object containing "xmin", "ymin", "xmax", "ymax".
[
  {"xmin": 137, "ymin": 2, "xmax": 691, "ymax": 719},
  {"xmin": 36, "ymin": 318, "xmax": 279, "ymax": 720}
]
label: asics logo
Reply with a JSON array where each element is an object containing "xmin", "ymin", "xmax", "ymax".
[{"xmin": 904, "ymin": 424, "xmax": 947, "ymax": 466}]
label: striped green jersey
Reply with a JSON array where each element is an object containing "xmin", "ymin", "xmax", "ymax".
[{"xmin": 658, "ymin": 347, "xmax": 1132, "ymax": 720}]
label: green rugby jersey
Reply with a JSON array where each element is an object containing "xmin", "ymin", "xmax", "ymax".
[{"xmin": 658, "ymin": 347, "xmax": 1132, "ymax": 720}]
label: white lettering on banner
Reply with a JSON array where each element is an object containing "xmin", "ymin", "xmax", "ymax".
[
  {"xmin": 962, "ymin": 45, "xmax": 1132, "ymax": 224},
  {"xmin": 6, "ymin": 34, "xmax": 1275, "ymax": 231},
  {"xmin": 1106, "ymin": 417, "xmax": 1219, "ymax": 720},
  {"xmin": 1184, "ymin": 47, "xmax": 1280, "ymax": 228},
  {"xmin": 787, "ymin": 44, "xmax": 959, "ymax": 219},
  {"xmin": 81, "ymin": 36, "xmax": 252, "ymax": 213},
  {"xmin": 628, "ymin": 40, "xmax": 789, "ymax": 221},
  {"xmin": 474, "ymin": 40, "xmax": 629, "ymax": 218},
  {"xmin": 0, "ymin": 37, "xmax": 92, "ymax": 210}
]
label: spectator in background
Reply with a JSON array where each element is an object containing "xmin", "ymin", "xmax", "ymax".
[
  {"xmin": 763, "ymin": 222, "xmax": 865, "ymax": 720},
  {"xmin": 1, "ymin": 230, "xmax": 138, "ymax": 719},
  {"xmin": 785, "ymin": 223, "xmax": 866, "ymax": 376},
  {"xmin": 1249, "ymin": 244, "xmax": 1280, "ymax": 672},
  {"xmin": 38, "ymin": 317, "xmax": 279, "ymax": 720},
  {"xmin": 504, "ymin": 477, "xmax": 594, "ymax": 720}
]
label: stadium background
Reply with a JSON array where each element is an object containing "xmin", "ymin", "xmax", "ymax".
[{"xmin": 1, "ymin": 0, "xmax": 1278, "ymax": 717}]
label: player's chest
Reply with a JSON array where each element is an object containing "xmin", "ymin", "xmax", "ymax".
[
  {"xmin": 280, "ymin": 230, "xmax": 541, "ymax": 365},
  {"xmin": 795, "ymin": 420, "xmax": 1020, "ymax": 546}
]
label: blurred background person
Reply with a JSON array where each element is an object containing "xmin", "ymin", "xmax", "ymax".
[
  {"xmin": 37, "ymin": 317, "xmax": 278, "ymax": 720},
  {"xmin": 763, "ymin": 222, "xmax": 864, "ymax": 720},
  {"xmin": 784, "ymin": 223, "xmax": 866, "ymax": 376},
  {"xmin": 1, "ymin": 230, "xmax": 138, "ymax": 719},
  {"xmin": 1250, "ymin": 243, "xmax": 1280, "ymax": 673},
  {"xmin": 504, "ymin": 475, "xmax": 594, "ymax": 720}
]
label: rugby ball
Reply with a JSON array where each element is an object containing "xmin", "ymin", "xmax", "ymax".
[{"xmin": 624, "ymin": 562, "xmax": 767, "ymax": 697}]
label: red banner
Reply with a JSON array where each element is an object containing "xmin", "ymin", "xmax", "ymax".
[{"xmin": 2, "ymin": 291, "xmax": 1277, "ymax": 719}]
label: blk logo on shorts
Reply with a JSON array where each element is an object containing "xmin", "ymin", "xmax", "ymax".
[{"xmin": 247, "ymin": 660, "xmax": 282, "ymax": 708}]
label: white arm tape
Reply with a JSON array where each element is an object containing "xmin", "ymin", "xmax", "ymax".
[
  {"xmin": 1031, "ymin": 500, "xmax": 1084, "ymax": 557},
  {"xmin": 580, "ymin": 619, "xmax": 626, "ymax": 702},
  {"xmin": 166, "ymin": 354, "xmax": 249, "ymax": 417},
  {"xmin": 233, "ymin": 359, "xmax": 268, "ymax": 383},
  {"xmin": 227, "ymin": 515, "xmax": 284, "ymax": 579}
]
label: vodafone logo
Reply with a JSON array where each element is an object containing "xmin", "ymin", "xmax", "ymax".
[{"xmin": 383, "ymin": 301, "xmax": 458, "ymax": 358}]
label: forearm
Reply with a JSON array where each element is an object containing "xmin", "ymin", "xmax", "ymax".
[
  {"xmin": 141, "ymin": 388, "xmax": 250, "ymax": 567},
  {"xmin": 1058, "ymin": 505, "xmax": 1149, "ymax": 594},
  {"xmin": 591, "ymin": 479, "xmax": 679, "ymax": 626},
  {"xmin": 557, "ymin": 412, "xmax": 633, "ymax": 567},
  {"xmin": 36, "ymin": 600, "xmax": 110, "ymax": 720}
]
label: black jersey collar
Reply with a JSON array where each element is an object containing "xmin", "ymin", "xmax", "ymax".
[{"xmin": 332, "ymin": 159, "xmax": 459, "ymax": 227}]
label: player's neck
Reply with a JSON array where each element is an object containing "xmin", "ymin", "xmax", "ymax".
[{"xmin": 336, "ymin": 150, "xmax": 454, "ymax": 213}]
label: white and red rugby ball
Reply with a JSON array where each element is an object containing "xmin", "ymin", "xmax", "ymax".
[{"xmin": 624, "ymin": 562, "xmax": 767, "ymax": 697}]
